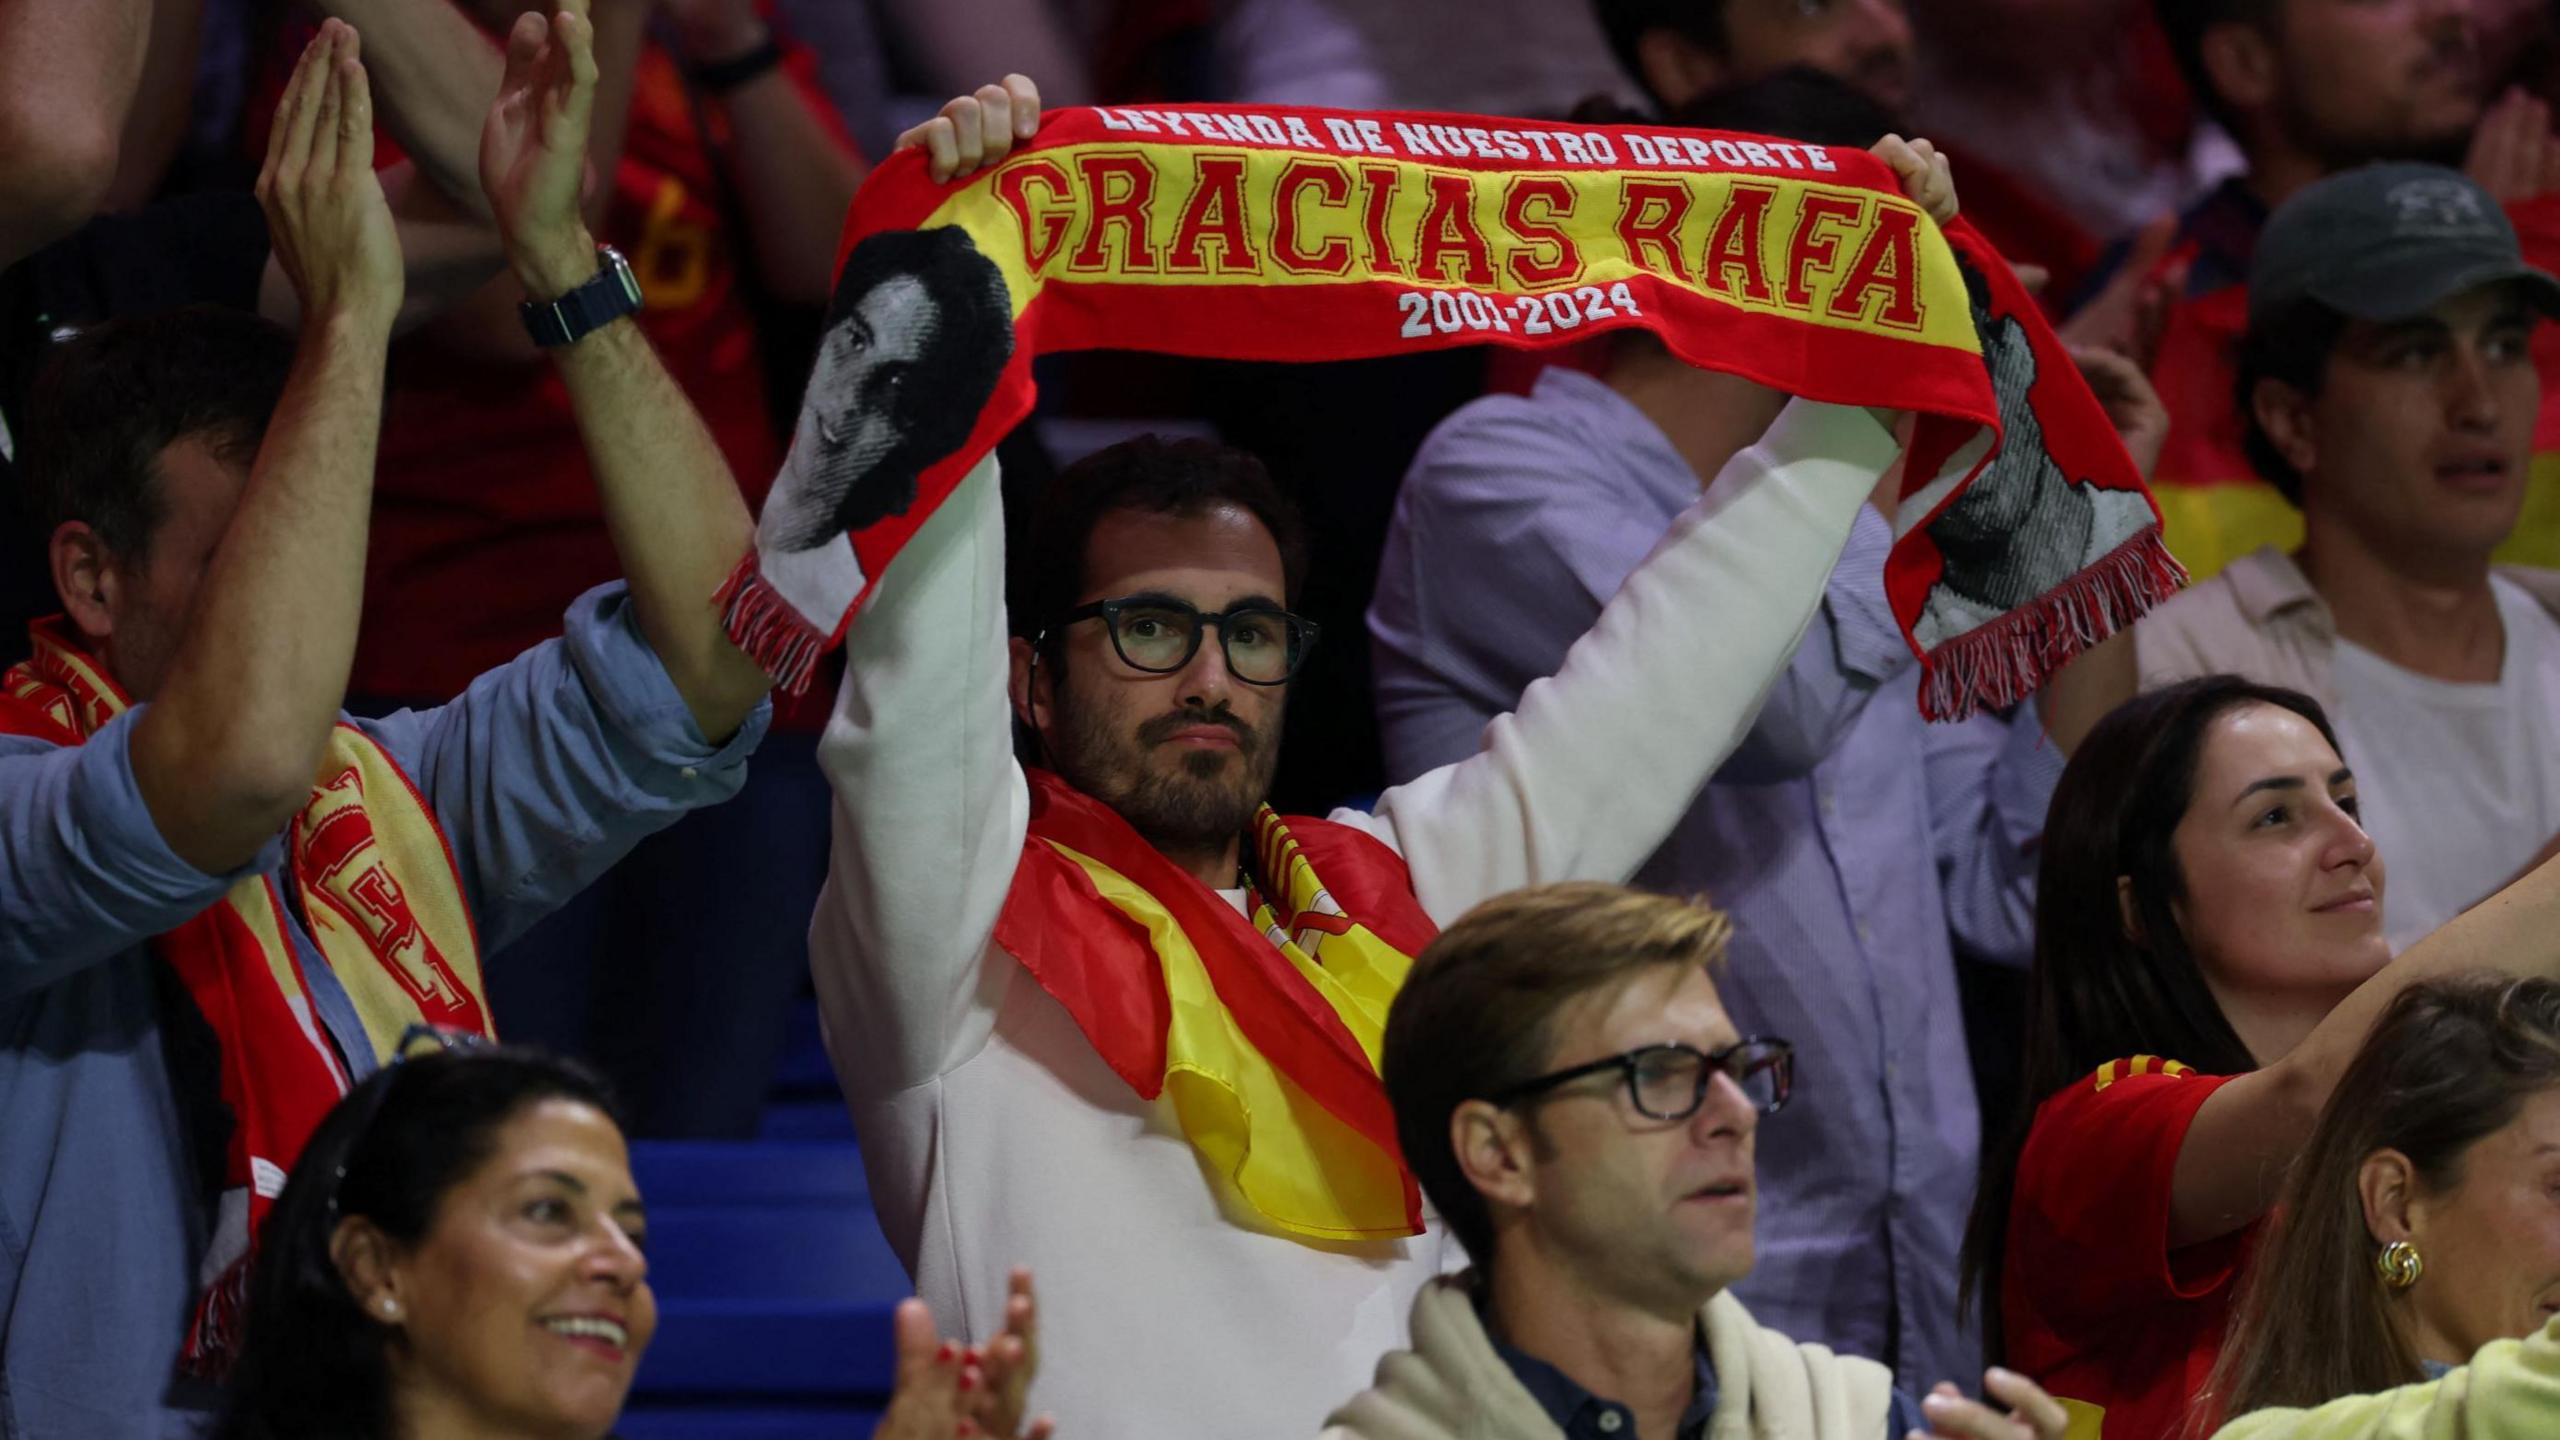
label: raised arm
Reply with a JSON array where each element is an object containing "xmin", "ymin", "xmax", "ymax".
[
  {"xmin": 124, "ymin": 22, "xmax": 402, "ymax": 874},
  {"xmin": 305, "ymin": 0, "xmax": 504, "ymax": 219},
  {"xmin": 480, "ymin": 0, "xmax": 770, "ymax": 740},
  {"xmin": 808, "ymin": 78, "xmax": 1044, "ymax": 1097},
  {"xmin": 2171, "ymin": 852, "xmax": 2560, "ymax": 1247},
  {"xmin": 0, "ymin": 0, "xmax": 150, "ymax": 265},
  {"xmin": 1360, "ymin": 398, "xmax": 1896, "ymax": 918},
  {"xmin": 662, "ymin": 0, "xmax": 868, "ymax": 304}
]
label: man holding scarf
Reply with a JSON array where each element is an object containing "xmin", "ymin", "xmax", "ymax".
[
  {"xmin": 807, "ymin": 75, "xmax": 1960, "ymax": 1440},
  {"xmin": 0, "ymin": 8, "xmax": 771, "ymax": 1436}
]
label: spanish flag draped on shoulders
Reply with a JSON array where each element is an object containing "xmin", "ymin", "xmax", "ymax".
[
  {"xmin": 0, "ymin": 617, "xmax": 492, "ymax": 1375},
  {"xmin": 2003, "ymin": 1056, "xmax": 2250, "ymax": 1440}
]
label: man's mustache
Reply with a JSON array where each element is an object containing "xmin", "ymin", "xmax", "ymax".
[{"xmin": 1139, "ymin": 705, "xmax": 1257, "ymax": 752}]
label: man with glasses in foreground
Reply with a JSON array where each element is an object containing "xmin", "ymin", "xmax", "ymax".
[{"xmin": 1330, "ymin": 881, "xmax": 2069, "ymax": 1440}]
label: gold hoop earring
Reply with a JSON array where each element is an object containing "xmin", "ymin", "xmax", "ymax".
[{"xmin": 2376, "ymin": 1240, "xmax": 2424, "ymax": 1290}]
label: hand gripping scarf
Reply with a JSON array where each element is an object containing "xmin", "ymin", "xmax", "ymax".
[
  {"xmin": 0, "ymin": 620, "xmax": 493, "ymax": 1376},
  {"xmin": 721, "ymin": 103, "xmax": 2186, "ymax": 720},
  {"xmin": 994, "ymin": 767, "xmax": 1436, "ymax": 1240}
]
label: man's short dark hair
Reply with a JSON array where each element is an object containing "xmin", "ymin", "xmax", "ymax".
[
  {"xmin": 2156, "ymin": 0, "xmax": 2277, "ymax": 136},
  {"xmin": 20, "ymin": 306, "xmax": 295, "ymax": 562},
  {"xmin": 1665, "ymin": 64, "xmax": 1903, "ymax": 147},
  {"xmin": 1592, "ymin": 0, "xmax": 1729, "ymax": 102},
  {"xmin": 2234, "ymin": 299, "xmax": 2349, "ymax": 505},
  {"xmin": 1381, "ymin": 882, "xmax": 1733, "ymax": 1270},
  {"xmin": 1011, "ymin": 434, "xmax": 1310, "ymax": 642}
]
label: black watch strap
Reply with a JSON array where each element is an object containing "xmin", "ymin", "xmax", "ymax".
[
  {"xmin": 688, "ymin": 35, "xmax": 785, "ymax": 95},
  {"xmin": 520, "ymin": 246, "xmax": 644, "ymax": 349}
]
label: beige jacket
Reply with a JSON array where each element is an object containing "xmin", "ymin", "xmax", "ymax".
[
  {"xmin": 1317, "ymin": 1275, "xmax": 1895, "ymax": 1440},
  {"xmin": 2134, "ymin": 546, "xmax": 2560, "ymax": 708},
  {"xmin": 2211, "ymin": 1315, "xmax": 2560, "ymax": 1440}
]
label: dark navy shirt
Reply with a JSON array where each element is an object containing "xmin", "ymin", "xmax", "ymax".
[{"xmin": 1487, "ymin": 1319, "xmax": 1933, "ymax": 1439}]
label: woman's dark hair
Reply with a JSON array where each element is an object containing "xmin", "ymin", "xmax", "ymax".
[
  {"xmin": 2234, "ymin": 298, "xmax": 2350, "ymax": 506},
  {"xmin": 1958, "ymin": 675, "xmax": 2342, "ymax": 1361},
  {"xmin": 215, "ymin": 1048, "xmax": 623, "ymax": 1440},
  {"xmin": 2204, "ymin": 975, "xmax": 2560, "ymax": 1426}
]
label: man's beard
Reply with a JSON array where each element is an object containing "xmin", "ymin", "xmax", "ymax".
[{"xmin": 1051, "ymin": 691, "xmax": 1283, "ymax": 864}]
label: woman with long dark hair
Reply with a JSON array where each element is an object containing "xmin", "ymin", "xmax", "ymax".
[
  {"xmin": 214, "ymin": 1046, "xmax": 652, "ymax": 1440},
  {"xmin": 1959, "ymin": 675, "xmax": 2560, "ymax": 1440},
  {"xmin": 2208, "ymin": 974, "xmax": 2560, "ymax": 1421},
  {"xmin": 216, "ymin": 1044, "xmax": 1048, "ymax": 1440}
]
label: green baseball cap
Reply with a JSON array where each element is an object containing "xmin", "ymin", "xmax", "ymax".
[{"xmin": 2247, "ymin": 163, "xmax": 2560, "ymax": 330}]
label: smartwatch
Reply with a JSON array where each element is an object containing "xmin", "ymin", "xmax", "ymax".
[{"xmin": 519, "ymin": 245, "xmax": 644, "ymax": 348}]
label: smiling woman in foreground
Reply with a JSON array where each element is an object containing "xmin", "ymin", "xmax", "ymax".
[{"xmin": 212, "ymin": 1045, "xmax": 656, "ymax": 1440}]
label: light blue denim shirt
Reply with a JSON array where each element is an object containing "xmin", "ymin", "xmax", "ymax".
[
  {"xmin": 1370, "ymin": 369, "xmax": 2063, "ymax": 1396},
  {"xmin": 0, "ymin": 584, "xmax": 769, "ymax": 1439}
]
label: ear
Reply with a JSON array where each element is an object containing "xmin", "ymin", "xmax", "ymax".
[
  {"xmin": 2252, "ymin": 376, "xmax": 2320, "ymax": 479},
  {"xmin": 1634, "ymin": 27, "xmax": 1726, "ymax": 111},
  {"xmin": 329, "ymin": 1216, "xmax": 410, "ymax": 1327},
  {"xmin": 2199, "ymin": 20, "xmax": 2280, "ymax": 120},
  {"xmin": 2116, "ymin": 874, "xmax": 2143, "ymax": 944},
  {"xmin": 1007, "ymin": 634, "xmax": 1053, "ymax": 736},
  {"xmin": 48, "ymin": 521, "xmax": 118, "ymax": 645},
  {"xmin": 2358, "ymin": 1148, "xmax": 2420, "ymax": 1247},
  {"xmin": 1451, "ymin": 1098, "xmax": 1539, "ymax": 1215}
]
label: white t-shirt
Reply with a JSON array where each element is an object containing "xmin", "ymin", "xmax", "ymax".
[{"xmin": 2333, "ymin": 576, "xmax": 2560, "ymax": 954}]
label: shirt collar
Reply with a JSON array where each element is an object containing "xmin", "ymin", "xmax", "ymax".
[{"xmin": 1483, "ymin": 1307, "xmax": 1719, "ymax": 1439}]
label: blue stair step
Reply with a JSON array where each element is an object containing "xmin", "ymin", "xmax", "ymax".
[
  {"xmin": 631, "ymin": 1141, "xmax": 869, "ymax": 1208},
  {"xmin": 758, "ymin": 1098, "xmax": 859, "ymax": 1141},
  {"xmin": 616, "ymin": 1404, "xmax": 884, "ymax": 1439},
  {"xmin": 773, "ymin": 999, "xmax": 838, "ymax": 1098},
  {"xmin": 644, "ymin": 1203, "xmax": 909, "ymax": 1303},
  {"xmin": 634, "ymin": 1299, "xmax": 897, "ymax": 1397}
]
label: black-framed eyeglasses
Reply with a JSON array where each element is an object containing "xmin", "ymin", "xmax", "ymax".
[
  {"xmin": 325, "ymin": 1023, "xmax": 488, "ymax": 1221},
  {"xmin": 1036, "ymin": 594, "xmax": 1319, "ymax": 686},
  {"xmin": 1490, "ymin": 1037, "xmax": 1794, "ymax": 1120}
]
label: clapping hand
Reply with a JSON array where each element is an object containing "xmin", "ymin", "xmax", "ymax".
[
  {"xmin": 481, "ymin": 0, "xmax": 599, "ymax": 296},
  {"xmin": 257, "ymin": 20, "xmax": 403, "ymax": 334},
  {"xmin": 874, "ymin": 1271, "xmax": 1056, "ymax": 1440},
  {"xmin": 1908, "ymin": 1367, "xmax": 2071, "ymax": 1440}
]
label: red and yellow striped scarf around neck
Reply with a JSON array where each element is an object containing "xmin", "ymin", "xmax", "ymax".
[
  {"xmin": 994, "ymin": 766, "xmax": 1435, "ymax": 1241},
  {"xmin": 0, "ymin": 618, "xmax": 492, "ymax": 1375}
]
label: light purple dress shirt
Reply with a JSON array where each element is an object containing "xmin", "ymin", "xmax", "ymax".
[{"xmin": 1368, "ymin": 368, "xmax": 2063, "ymax": 1395}]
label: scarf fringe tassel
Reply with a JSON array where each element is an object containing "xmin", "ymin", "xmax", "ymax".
[
  {"xmin": 716, "ymin": 552, "xmax": 827, "ymax": 696},
  {"xmin": 1919, "ymin": 526, "xmax": 2188, "ymax": 723}
]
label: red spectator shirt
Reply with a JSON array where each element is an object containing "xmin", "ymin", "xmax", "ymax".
[
  {"xmin": 347, "ymin": 43, "xmax": 844, "ymax": 713},
  {"xmin": 2001, "ymin": 1058, "xmax": 2252, "ymax": 1440}
]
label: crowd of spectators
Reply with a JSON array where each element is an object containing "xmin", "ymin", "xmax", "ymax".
[{"xmin": 9, "ymin": 0, "xmax": 2560, "ymax": 1437}]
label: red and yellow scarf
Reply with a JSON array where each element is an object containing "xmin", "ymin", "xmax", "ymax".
[
  {"xmin": 0, "ymin": 619, "xmax": 492, "ymax": 1374},
  {"xmin": 723, "ymin": 103, "xmax": 2184, "ymax": 720},
  {"xmin": 994, "ymin": 768, "xmax": 1434, "ymax": 1240}
]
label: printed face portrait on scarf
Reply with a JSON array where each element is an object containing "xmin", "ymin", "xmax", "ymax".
[{"xmin": 758, "ymin": 226, "xmax": 1015, "ymax": 554}]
